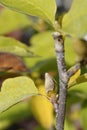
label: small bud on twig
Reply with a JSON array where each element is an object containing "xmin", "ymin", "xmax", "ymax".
[{"xmin": 45, "ymin": 73, "xmax": 57, "ymax": 97}]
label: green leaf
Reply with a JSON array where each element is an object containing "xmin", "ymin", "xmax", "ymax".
[
  {"xmin": 0, "ymin": 76, "xmax": 38, "ymax": 113},
  {"xmin": 62, "ymin": 0, "xmax": 87, "ymax": 37},
  {"xmin": 25, "ymin": 31, "xmax": 55, "ymax": 68},
  {"xmin": 65, "ymin": 37, "xmax": 76, "ymax": 65},
  {"xmin": 0, "ymin": 102, "xmax": 31, "ymax": 129},
  {"xmin": 0, "ymin": 0, "xmax": 56, "ymax": 25},
  {"xmin": 34, "ymin": 126, "xmax": 45, "ymax": 130},
  {"xmin": 64, "ymin": 120, "xmax": 75, "ymax": 130},
  {"xmin": 31, "ymin": 58, "xmax": 57, "ymax": 73},
  {"xmin": 67, "ymin": 74, "xmax": 87, "ymax": 108},
  {"xmin": 81, "ymin": 103, "xmax": 87, "ymax": 130},
  {"xmin": 67, "ymin": 74, "xmax": 87, "ymax": 107},
  {"xmin": 67, "ymin": 91, "xmax": 84, "ymax": 110},
  {"xmin": 0, "ymin": 8, "xmax": 31, "ymax": 35},
  {"xmin": 30, "ymin": 31, "xmax": 76, "ymax": 63},
  {"xmin": 68, "ymin": 82, "xmax": 87, "ymax": 98},
  {"xmin": 30, "ymin": 31, "xmax": 55, "ymax": 58},
  {"xmin": 0, "ymin": 36, "xmax": 35, "ymax": 57}
]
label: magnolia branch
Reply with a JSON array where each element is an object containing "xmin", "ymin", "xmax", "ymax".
[{"xmin": 52, "ymin": 32, "xmax": 80, "ymax": 130}]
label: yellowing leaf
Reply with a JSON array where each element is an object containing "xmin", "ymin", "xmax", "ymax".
[
  {"xmin": 0, "ymin": 0, "xmax": 56, "ymax": 25},
  {"xmin": 69, "ymin": 73, "xmax": 87, "ymax": 88},
  {"xmin": 0, "ymin": 76, "xmax": 38, "ymax": 113},
  {"xmin": 62, "ymin": 0, "xmax": 87, "ymax": 37},
  {"xmin": 30, "ymin": 85, "xmax": 53, "ymax": 129},
  {"xmin": 68, "ymin": 69, "xmax": 81, "ymax": 87}
]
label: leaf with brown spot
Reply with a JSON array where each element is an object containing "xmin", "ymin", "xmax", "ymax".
[
  {"xmin": 0, "ymin": 52, "xmax": 29, "ymax": 86},
  {"xmin": 0, "ymin": 52, "xmax": 28, "ymax": 72}
]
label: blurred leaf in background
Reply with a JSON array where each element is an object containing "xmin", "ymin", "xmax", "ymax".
[
  {"xmin": 0, "ymin": 8, "xmax": 32, "ymax": 35},
  {"xmin": 62, "ymin": 0, "xmax": 87, "ymax": 38},
  {"xmin": 0, "ymin": 36, "xmax": 36, "ymax": 57},
  {"xmin": 24, "ymin": 31, "xmax": 76, "ymax": 72},
  {"xmin": 0, "ymin": 52, "xmax": 28, "ymax": 72}
]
